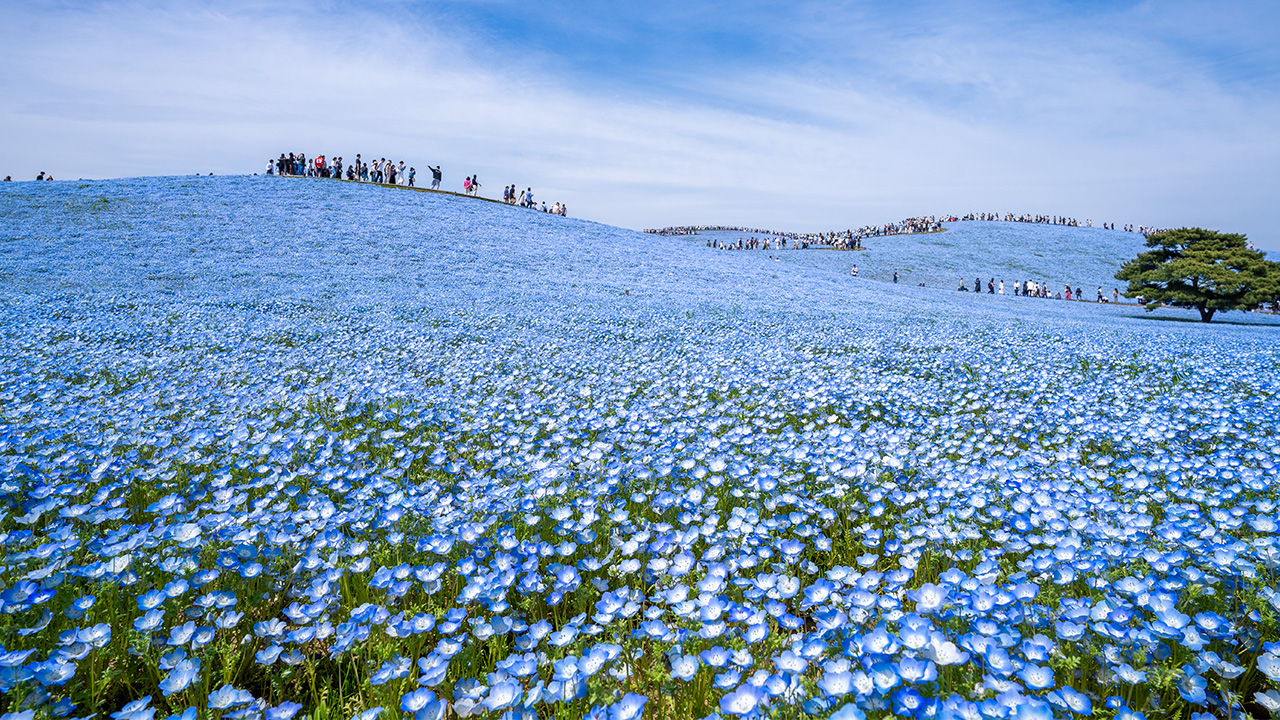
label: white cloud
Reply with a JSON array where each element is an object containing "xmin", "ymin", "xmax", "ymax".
[{"xmin": 1, "ymin": 1, "xmax": 1277, "ymax": 248}]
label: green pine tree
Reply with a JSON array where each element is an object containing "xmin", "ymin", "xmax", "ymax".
[{"xmin": 1115, "ymin": 228, "xmax": 1280, "ymax": 323}]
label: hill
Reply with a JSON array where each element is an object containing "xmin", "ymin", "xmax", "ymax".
[
  {"xmin": 694, "ymin": 221, "xmax": 1149, "ymax": 295},
  {"xmin": 1, "ymin": 175, "xmax": 1278, "ymax": 720}
]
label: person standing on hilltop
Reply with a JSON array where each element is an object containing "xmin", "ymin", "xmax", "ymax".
[
  {"xmin": 398, "ymin": 161, "xmax": 406, "ymax": 186},
  {"xmin": 471, "ymin": 176, "xmax": 481, "ymax": 197},
  {"xmin": 464, "ymin": 176, "xmax": 472, "ymax": 195},
  {"xmin": 430, "ymin": 166, "xmax": 441, "ymax": 189},
  {"xmin": 408, "ymin": 167, "xmax": 416, "ymax": 187}
]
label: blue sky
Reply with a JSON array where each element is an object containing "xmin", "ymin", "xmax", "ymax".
[{"xmin": 3, "ymin": 0, "xmax": 1279, "ymax": 248}]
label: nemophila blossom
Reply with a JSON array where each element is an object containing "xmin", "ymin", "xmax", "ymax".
[
  {"xmin": 714, "ymin": 669, "xmax": 741, "ymax": 689},
  {"xmin": 255, "ymin": 645, "xmax": 283, "ymax": 666},
  {"xmin": 671, "ymin": 654, "xmax": 699, "ymax": 681},
  {"xmin": 266, "ymin": 702, "xmax": 304, "ymax": 720},
  {"xmin": 1257, "ymin": 652, "xmax": 1280, "ymax": 681},
  {"xmin": 897, "ymin": 657, "xmax": 938, "ymax": 684},
  {"xmin": 134, "ymin": 609, "xmax": 165, "ymax": 632},
  {"xmin": 110, "ymin": 696, "xmax": 154, "ymax": 720},
  {"xmin": 720, "ymin": 685, "xmax": 761, "ymax": 716},
  {"xmin": 33, "ymin": 661, "xmax": 76, "ymax": 686},
  {"xmin": 208, "ymin": 685, "xmax": 253, "ymax": 709},
  {"xmin": 1058, "ymin": 686, "xmax": 1092, "ymax": 715},
  {"xmin": 1255, "ymin": 690, "xmax": 1280, "ymax": 713},
  {"xmin": 608, "ymin": 693, "xmax": 647, "ymax": 720},
  {"xmin": 1177, "ymin": 672, "xmax": 1207, "ymax": 704},
  {"xmin": 909, "ymin": 583, "xmax": 948, "ymax": 613},
  {"xmin": 159, "ymin": 658, "xmax": 200, "ymax": 696},
  {"xmin": 1018, "ymin": 664, "xmax": 1054, "ymax": 690},
  {"xmin": 818, "ymin": 670, "xmax": 854, "ymax": 697}
]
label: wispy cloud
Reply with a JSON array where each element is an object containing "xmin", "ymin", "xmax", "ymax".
[{"xmin": 1, "ymin": 0, "xmax": 1277, "ymax": 247}]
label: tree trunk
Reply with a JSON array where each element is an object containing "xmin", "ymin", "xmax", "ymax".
[{"xmin": 1198, "ymin": 305, "xmax": 1215, "ymax": 323}]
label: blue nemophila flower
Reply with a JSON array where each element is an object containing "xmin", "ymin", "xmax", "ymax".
[
  {"xmin": 134, "ymin": 609, "xmax": 165, "ymax": 633},
  {"xmin": 720, "ymin": 685, "xmax": 761, "ymax": 716},
  {"xmin": 167, "ymin": 622, "xmax": 196, "ymax": 646},
  {"xmin": 0, "ymin": 649, "xmax": 36, "ymax": 667},
  {"xmin": 897, "ymin": 656, "xmax": 938, "ymax": 684},
  {"xmin": 608, "ymin": 693, "xmax": 647, "ymax": 720},
  {"xmin": 159, "ymin": 658, "xmax": 200, "ymax": 696},
  {"xmin": 909, "ymin": 582, "xmax": 948, "ymax": 614},
  {"xmin": 66, "ymin": 595, "xmax": 97, "ymax": 620},
  {"xmin": 700, "ymin": 647, "xmax": 730, "ymax": 668},
  {"xmin": 110, "ymin": 696, "xmax": 153, "ymax": 720},
  {"xmin": 818, "ymin": 670, "xmax": 853, "ymax": 698},
  {"xmin": 1255, "ymin": 690, "xmax": 1280, "ymax": 714},
  {"xmin": 265, "ymin": 702, "xmax": 304, "ymax": 720},
  {"xmin": 417, "ymin": 654, "xmax": 449, "ymax": 686},
  {"xmin": 1257, "ymin": 652, "xmax": 1280, "ymax": 681},
  {"xmin": 163, "ymin": 580, "xmax": 189, "ymax": 599},
  {"xmin": 870, "ymin": 660, "xmax": 900, "ymax": 694},
  {"xmin": 255, "ymin": 645, "xmax": 283, "ymax": 666},
  {"xmin": 1018, "ymin": 664, "xmax": 1054, "ymax": 690},
  {"xmin": 33, "ymin": 660, "xmax": 76, "ymax": 686},
  {"xmin": 774, "ymin": 650, "xmax": 807, "ymax": 675},
  {"xmin": 671, "ymin": 654, "xmax": 699, "ymax": 681},
  {"xmin": 1177, "ymin": 671, "xmax": 1207, "ymax": 704},
  {"xmin": 482, "ymin": 680, "xmax": 521, "ymax": 712},
  {"xmin": 1058, "ymin": 685, "xmax": 1092, "ymax": 715},
  {"xmin": 208, "ymin": 685, "xmax": 253, "ymax": 709},
  {"xmin": 714, "ymin": 669, "xmax": 741, "ymax": 689},
  {"xmin": 400, "ymin": 689, "xmax": 445, "ymax": 720}
]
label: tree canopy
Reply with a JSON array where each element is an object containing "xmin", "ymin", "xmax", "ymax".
[{"xmin": 1115, "ymin": 227, "xmax": 1280, "ymax": 323}]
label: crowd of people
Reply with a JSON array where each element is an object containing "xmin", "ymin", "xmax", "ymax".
[
  {"xmin": 647, "ymin": 216, "xmax": 945, "ymax": 250},
  {"xmin": 955, "ymin": 277, "xmax": 1127, "ymax": 303},
  {"xmin": 268, "ymin": 153, "xmax": 428, "ymax": 187},
  {"xmin": 951, "ymin": 212, "xmax": 1177, "ymax": 236},
  {"xmin": 502, "ymin": 186, "xmax": 567, "ymax": 216},
  {"xmin": 265, "ymin": 152, "xmax": 566, "ymax": 215},
  {"xmin": 953, "ymin": 212, "xmax": 1106, "ymax": 228},
  {"xmin": 651, "ymin": 212, "xmax": 1179, "ymax": 248}
]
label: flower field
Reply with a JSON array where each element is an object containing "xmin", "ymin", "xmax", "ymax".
[{"xmin": 1, "ymin": 176, "xmax": 1278, "ymax": 720}]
